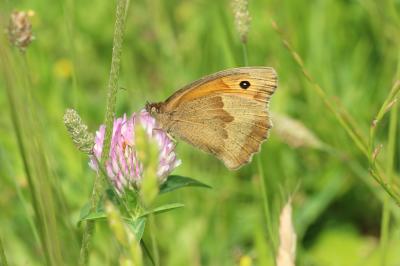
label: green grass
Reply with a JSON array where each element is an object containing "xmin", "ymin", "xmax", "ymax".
[{"xmin": 0, "ymin": 0, "xmax": 400, "ymax": 265}]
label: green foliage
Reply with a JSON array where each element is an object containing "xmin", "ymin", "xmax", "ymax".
[
  {"xmin": 0, "ymin": 0, "xmax": 399, "ymax": 265},
  {"xmin": 159, "ymin": 175, "xmax": 212, "ymax": 194}
]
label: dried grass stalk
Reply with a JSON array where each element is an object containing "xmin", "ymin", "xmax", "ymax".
[{"xmin": 276, "ymin": 200, "xmax": 296, "ymax": 266}]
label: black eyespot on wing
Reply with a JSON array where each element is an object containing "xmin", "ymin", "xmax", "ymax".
[{"xmin": 239, "ymin": 80, "xmax": 251, "ymax": 89}]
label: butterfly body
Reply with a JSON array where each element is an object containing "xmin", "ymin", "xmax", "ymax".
[{"xmin": 146, "ymin": 67, "xmax": 277, "ymax": 170}]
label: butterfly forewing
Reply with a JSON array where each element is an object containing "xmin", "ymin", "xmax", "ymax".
[
  {"xmin": 164, "ymin": 67, "xmax": 277, "ymax": 109},
  {"xmin": 152, "ymin": 67, "xmax": 277, "ymax": 170}
]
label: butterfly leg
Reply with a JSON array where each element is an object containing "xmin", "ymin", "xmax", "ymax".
[{"xmin": 152, "ymin": 128, "xmax": 178, "ymax": 143}]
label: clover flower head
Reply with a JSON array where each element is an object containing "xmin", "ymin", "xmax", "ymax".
[{"xmin": 89, "ymin": 110, "xmax": 181, "ymax": 193}]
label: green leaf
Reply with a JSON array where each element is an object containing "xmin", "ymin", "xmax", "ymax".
[
  {"xmin": 122, "ymin": 189, "xmax": 140, "ymax": 210},
  {"xmin": 77, "ymin": 189, "xmax": 120, "ymax": 226},
  {"xmin": 127, "ymin": 217, "xmax": 147, "ymax": 240},
  {"xmin": 79, "ymin": 211, "xmax": 107, "ymax": 223},
  {"xmin": 159, "ymin": 175, "xmax": 212, "ymax": 194},
  {"xmin": 105, "ymin": 188, "xmax": 120, "ymax": 206},
  {"xmin": 79, "ymin": 202, "xmax": 91, "ymax": 224},
  {"xmin": 139, "ymin": 203, "xmax": 185, "ymax": 217}
]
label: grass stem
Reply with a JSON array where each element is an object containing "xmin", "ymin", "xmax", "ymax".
[
  {"xmin": 239, "ymin": 25, "xmax": 277, "ymax": 257},
  {"xmin": 79, "ymin": 0, "xmax": 128, "ymax": 265},
  {"xmin": 257, "ymin": 156, "xmax": 277, "ymax": 255},
  {"xmin": 1, "ymin": 36, "xmax": 60, "ymax": 266},
  {"xmin": 0, "ymin": 237, "xmax": 8, "ymax": 266},
  {"xmin": 148, "ymin": 214, "xmax": 160, "ymax": 266},
  {"xmin": 379, "ymin": 102, "xmax": 398, "ymax": 266},
  {"xmin": 241, "ymin": 43, "xmax": 249, "ymax": 66},
  {"xmin": 271, "ymin": 18, "xmax": 400, "ymax": 206}
]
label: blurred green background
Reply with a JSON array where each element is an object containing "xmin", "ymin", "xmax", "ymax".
[{"xmin": 1, "ymin": 0, "xmax": 400, "ymax": 265}]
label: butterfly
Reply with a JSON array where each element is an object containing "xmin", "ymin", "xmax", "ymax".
[{"xmin": 146, "ymin": 67, "xmax": 277, "ymax": 170}]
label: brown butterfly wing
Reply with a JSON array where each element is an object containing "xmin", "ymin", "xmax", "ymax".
[{"xmin": 160, "ymin": 67, "xmax": 277, "ymax": 170}]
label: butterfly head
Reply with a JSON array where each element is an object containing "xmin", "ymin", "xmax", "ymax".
[
  {"xmin": 145, "ymin": 102, "xmax": 162, "ymax": 116},
  {"xmin": 145, "ymin": 102, "xmax": 171, "ymax": 130}
]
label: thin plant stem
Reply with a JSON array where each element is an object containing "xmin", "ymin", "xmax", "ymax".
[
  {"xmin": 140, "ymin": 240, "xmax": 156, "ymax": 266},
  {"xmin": 380, "ymin": 45, "xmax": 400, "ymax": 265},
  {"xmin": 23, "ymin": 52, "xmax": 76, "ymax": 255},
  {"xmin": 22, "ymin": 52, "xmax": 65, "ymax": 265},
  {"xmin": 11, "ymin": 169, "xmax": 41, "ymax": 247},
  {"xmin": 78, "ymin": 172, "xmax": 102, "ymax": 266},
  {"xmin": 79, "ymin": 0, "xmax": 128, "ymax": 265},
  {"xmin": 0, "ymin": 38, "xmax": 52, "ymax": 266},
  {"xmin": 241, "ymin": 43, "xmax": 249, "ymax": 66},
  {"xmin": 148, "ymin": 214, "xmax": 160, "ymax": 266},
  {"xmin": 369, "ymin": 81, "xmax": 400, "ymax": 162},
  {"xmin": 271, "ymin": 18, "xmax": 400, "ymax": 206},
  {"xmin": 257, "ymin": 156, "xmax": 277, "ymax": 254},
  {"xmin": 0, "ymin": 237, "xmax": 8, "ymax": 266},
  {"xmin": 271, "ymin": 19, "xmax": 369, "ymax": 157},
  {"xmin": 379, "ymin": 103, "xmax": 398, "ymax": 266},
  {"xmin": 240, "ymin": 25, "xmax": 277, "ymax": 256},
  {"xmin": 102, "ymin": 0, "xmax": 128, "ymax": 163}
]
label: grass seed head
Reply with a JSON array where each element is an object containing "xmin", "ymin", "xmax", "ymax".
[
  {"xmin": 7, "ymin": 10, "xmax": 35, "ymax": 52},
  {"xmin": 232, "ymin": 0, "xmax": 251, "ymax": 43},
  {"xmin": 63, "ymin": 108, "xmax": 94, "ymax": 155}
]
